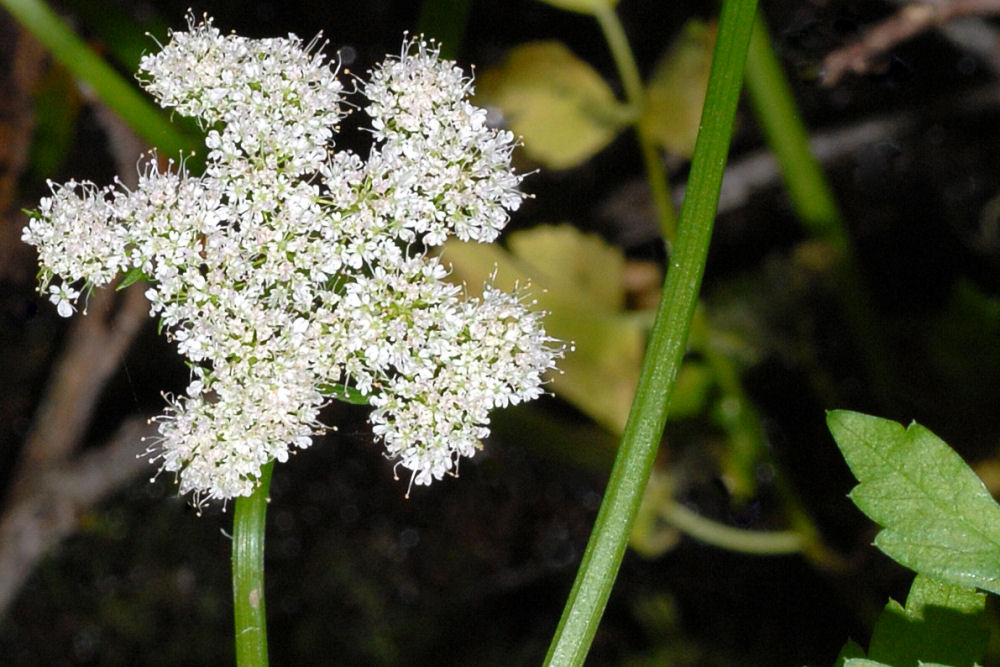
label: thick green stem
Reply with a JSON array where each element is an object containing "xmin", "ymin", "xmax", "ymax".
[
  {"xmin": 233, "ymin": 462, "xmax": 273, "ymax": 667},
  {"xmin": 594, "ymin": 5, "xmax": 677, "ymax": 241},
  {"xmin": 543, "ymin": 2, "xmax": 758, "ymax": 664},
  {"xmin": 1, "ymin": 0, "xmax": 198, "ymax": 156}
]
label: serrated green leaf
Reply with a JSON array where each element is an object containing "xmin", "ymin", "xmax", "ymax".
[
  {"xmin": 117, "ymin": 266, "xmax": 147, "ymax": 291},
  {"xmin": 640, "ymin": 19, "xmax": 717, "ymax": 158},
  {"xmin": 834, "ymin": 638, "xmax": 866, "ymax": 666},
  {"xmin": 827, "ymin": 410, "xmax": 1000, "ymax": 594},
  {"xmin": 844, "ymin": 660, "xmax": 891, "ymax": 667},
  {"xmin": 866, "ymin": 574, "xmax": 987, "ymax": 667},
  {"xmin": 532, "ymin": 0, "xmax": 620, "ymax": 15},
  {"xmin": 475, "ymin": 42, "xmax": 632, "ymax": 170}
]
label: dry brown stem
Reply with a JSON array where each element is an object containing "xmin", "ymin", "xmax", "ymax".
[
  {"xmin": 9, "ymin": 285, "xmax": 151, "ymax": 497},
  {"xmin": 0, "ymin": 14, "xmax": 158, "ymax": 617},
  {"xmin": 822, "ymin": 0, "xmax": 1000, "ymax": 85},
  {"xmin": 0, "ymin": 417, "xmax": 157, "ymax": 614},
  {"xmin": 0, "ymin": 277, "xmax": 152, "ymax": 618}
]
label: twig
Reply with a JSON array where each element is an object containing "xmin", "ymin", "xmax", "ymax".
[
  {"xmin": 0, "ymin": 17, "xmax": 155, "ymax": 616},
  {"xmin": 10, "ymin": 285, "xmax": 150, "ymax": 496},
  {"xmin": 600, "ymin": 83, "xmax": 1000, "ymax": 248},
  {"xmin": 821, "ymin": 0, "xmax": 1000, "ymax": 86},
  {"xmin": 0, "ymin": 417, "xmax": 157, "ymax": 616}
]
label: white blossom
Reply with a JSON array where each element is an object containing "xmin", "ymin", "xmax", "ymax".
[
  {"xmin": 48, "ymin": 282, "xmax": 81, "ymax": 318},
  {"xmin": 22, "ymin": 14, "xmax": 563, "ymax": 504}
]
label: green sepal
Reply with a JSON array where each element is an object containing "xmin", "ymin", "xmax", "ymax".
[
  {"xmin": 320, "ymin": 383, "xmax": 370, "ymax": 406},
  {"xmin": 117, "ymin": 266, "xmax": 147, "ymax": 291}
]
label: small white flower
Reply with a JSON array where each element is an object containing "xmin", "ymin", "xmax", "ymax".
[
  {"xmin": 24, "ymin": 16, "xmax": 563, "ymax": 503},
  {"xmin": 48, "ymin": 282, "xmax": 81, "ymax": 318}
]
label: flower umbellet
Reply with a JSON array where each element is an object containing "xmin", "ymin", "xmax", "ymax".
[{"xmin": 22, "ymin": 14, "xmax": 563, "ymax": 504}]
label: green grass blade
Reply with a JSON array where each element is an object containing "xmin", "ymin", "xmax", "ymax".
[
  {"xmin": 542, "ymin": 1, "xmax": 759, "ymax": 664},
  {"xmin": 2, "ymin": 0, "xmax": 198, "ymax": 156}
]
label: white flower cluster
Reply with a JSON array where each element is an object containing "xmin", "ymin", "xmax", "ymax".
[{"xmin": 22, "ymin": 14, "xmax": 562, "ymax": 503}]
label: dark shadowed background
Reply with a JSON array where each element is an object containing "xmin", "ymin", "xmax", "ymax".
[{"xmin": 2, "ymin": 0, "xmax": 1000, "ymax": 664}]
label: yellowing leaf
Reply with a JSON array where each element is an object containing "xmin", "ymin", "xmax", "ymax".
[
  {"xmin": 640, "ymin": 20, "xmax": 717, "ymax": 158},
  {"xmin": 533, "ymin": 0, "xmax": 620, "ymax": 15},
  {"xmin": 441, "ymin": 225, "xmax": 644, "ymax": 433},
  {"xmin": 476, "ymin": 42, "xmax": 632, "ymax": 170},
  {"xmin": 505, "ymin": 224, "xmax": 624, "ymax": 312}
]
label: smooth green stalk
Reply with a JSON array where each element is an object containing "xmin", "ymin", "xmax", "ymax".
[
  {"xmin": 233, "ymin": 461, "xmax": 274, "ymax": 667},
  {"xmin": 593, "ymin": 4, "xmax": 677, "ymax": 241},
  {"xmin": 543, "ymin": 2, "xmax": 758, "ymax": 665},
  {"xmin": 743, "ymin": 12, "xmax": 844, "ymax": 245},
  {"xmin": 1, "ymin": 0, "xmax": 198, "ymax": 157},
  {"xmin": 661, "ymin": 500, "xmax": 802, "ymax": 555}
]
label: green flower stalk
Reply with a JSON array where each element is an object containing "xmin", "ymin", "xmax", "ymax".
[
  {"xmin": 232, "ymin": 462, "xmax": 273, "ymax": 666},
  {"xmin": 544, "ymin": 0, "xmax": 759, "ymax": 663}
]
